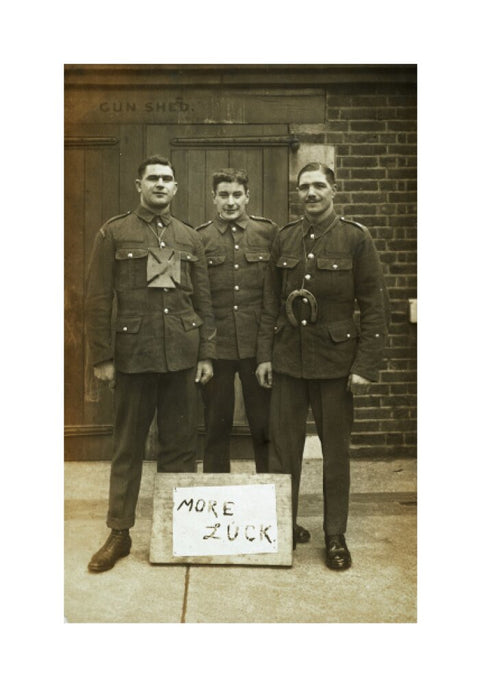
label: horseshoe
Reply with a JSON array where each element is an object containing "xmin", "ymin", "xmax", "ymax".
[{"xmin": 285, "ymin": 288, "xmax": 318, "ymax": 327}]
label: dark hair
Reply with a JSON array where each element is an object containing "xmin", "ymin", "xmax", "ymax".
[
  {"xmin": 212, "ymin": 168, "xmax": 249, "ymax": 193},
  {"xmin": 297, "ymin": 162, "xmax": 335, "ymax": 187},
  {"xmin": 137, "ymin": 155, "xmax": 175, "ymax": 180}
]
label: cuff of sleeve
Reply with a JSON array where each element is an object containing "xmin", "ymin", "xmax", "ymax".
[
  {"xmin": 349, "ymin": 365, "xmax": 379, "ymax": 382},
  {"xmin": 199, "ymin": 341, "xmax": 216, "ymax": 361},
  {"xmin": 256, "ymin": 353, "xmax": 272, "ymax": 365},
  {"xmin": 90, "ymin": 347, "xmax": 114, "ymax": 368}
]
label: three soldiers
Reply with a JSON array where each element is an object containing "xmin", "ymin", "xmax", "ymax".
[{"xmin": 85, "ymin": 157, "xmax": 388, "ymax": 573}]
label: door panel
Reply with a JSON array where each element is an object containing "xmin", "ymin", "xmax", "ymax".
[
  {"xmin": 65, "ymin": 148, "xmax": 86, "ymax": 428},
  {"xmin": 263, "ymin": 147, "xmax": 289, "ymax": 223},
  {"xmin": 146, "ymin": 124, "xmax": 289, "ymax": 227},
  {"xmin": 64, "ymin": 131, "xmax": 121, "ymax": 459}
]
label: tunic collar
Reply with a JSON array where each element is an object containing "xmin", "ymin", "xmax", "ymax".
[
  {"xmin": 214, "ymin": 214, "xmax": 249, "ymax": 234},
  {"xmin": 302, "ymin": 208, "xmax": 337, "ymax": 237},
  {"xmin": 135, "ymin": 204, "xmax": 172, "ymax": 226}
]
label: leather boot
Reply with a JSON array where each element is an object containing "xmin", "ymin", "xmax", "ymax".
[
  {"xmin": 88, "ymin": 529, "xmax": 132, "ymax": 573},
  {"xmin": 294, "ymin": 524, "xmax": 311, "ymax": 545},
  {"xmin": 292, "ymin": 523, "xmax": 311, "ymax": 550},
  {"xmin": 325, "ymin": 534, "xmax": 352, "ymax": 571}
]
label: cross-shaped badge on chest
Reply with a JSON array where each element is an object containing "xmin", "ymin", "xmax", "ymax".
[{"xmin": 146, "ymin": 247, "xmax": 181, "ymax": 288}]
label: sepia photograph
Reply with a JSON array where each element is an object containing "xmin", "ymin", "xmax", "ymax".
[
  {"xmin": 64, "ymin": 63, "xmax": 417, "ymax": 624},
  {"xmin": 4, "ymin": 2, "xmax": 480, "ymax": 683}
]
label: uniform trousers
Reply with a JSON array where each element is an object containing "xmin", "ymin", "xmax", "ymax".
[
  {"xmin": 202, "ymin": 358, "xmax": 270, "ymax": 473},
  {"xmin": 269, "ymin": 373, "xmax": 353, "ymax": 536},
  {"xmin": 107, "ymin": 368, "xmax": 198, "ymax": 530}
]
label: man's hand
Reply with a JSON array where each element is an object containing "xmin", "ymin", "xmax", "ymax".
[
  {"xmin": 347, "ymin": 373, "xmax": 371, "ymax": 392},
  {"xmin": 93, "ymin": 360, "xmax": 115, "ymax": 383},
  {"xmin": 256, "ymin": 362, "xmax": 273, "ymax": 389},
  {"xmin": 195, "ymin": 359, "xmax": 214, "ymax": 385}
]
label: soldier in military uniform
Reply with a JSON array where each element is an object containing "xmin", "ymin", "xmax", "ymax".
[
  {"xmin": 85, "ymin": 155, "xmax": 215, "ymax": 572},
  {"xmin": 256, "ymin": 162, "xmax": 389, "ymax": 569},
  {"xmin": 195, "ymin": 169, "xmax": 276, "ymax": 473}
]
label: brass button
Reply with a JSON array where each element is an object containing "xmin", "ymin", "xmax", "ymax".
[
  {"xmin": 332, "ymin": 263, "xmax": 338, "ymax": 269},
  {"xmin": 283, "ymin": 261, "xmax": 287, "ymax": 266},
  {"xmin": 302, "ymin": 297, "xmax": 308, "ymax": 304},
  {"xmin": 307, "ymin": 253, "xmax": 314, "ymax": 259},
  {"xmin": 231, "ymin": 227, "xmax": 236, "ymax": 232},
  {"xmin": 305, "ymin": 274, "xmax": 311, "ymax": 280},
  {"xmin": 164, "ymin": 308, "xmax": 169, "ymax": 314},
  {"xmin": 233, "ymin": 305, "xmax": 239, "ymax": 311},
  {"xmin": 259, "ymin": 256, "xmax": 263, "ymax": 260},
  {"xmin": 301, "ymin": 320, "xmax": 307, "ymax": 326},
  {"xmin": 234, "ymin": 264, "xmax": 239, "ymax": 269},
  {"xmin": 234, "ymin": 245, "xmax": 239, "ymax": 250},
  {"xmin": 122, "ymin": 326, "xmax": 128, "ymax": 331},
  {"xmin": 310, "ymin": 233, "xmax": 315, "ymax": 239},
  {"xmin": 234, "ymin": 285, "xmax": 239, "ymax": 291}
]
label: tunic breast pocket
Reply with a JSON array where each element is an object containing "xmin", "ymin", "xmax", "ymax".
[
  {"xmin": 114, "ymin": 248, "xmax": 148, "ymax": 290},
  {"xmin": 178, "ymin": 249, "xmax": 199, "ymax": 291},
  {"xmin": 276, "ymin": 255, "xmax": 301, "ymax": 297},
  {"xmin": 205, "ymin": 254, "xmax": 227, "ymax": 294},
  {"xmin": 245, "ymin": 250, "xmax": 271, "ymax": 288},
  {"xmin": 316, "ymin": 256, "xmax": 354, "ymax": 296}
]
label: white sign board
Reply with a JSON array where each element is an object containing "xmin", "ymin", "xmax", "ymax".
[
  {"xmin": 172, "ymin": 484, "xmax": 278, "ymax": 556},
  {"xmin": 150, "ymin": 473, "xmax": 292, "ymax": 566}
]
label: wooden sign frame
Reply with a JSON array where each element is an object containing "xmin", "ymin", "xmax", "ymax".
[{"xmin": 150, "ymin": 473, "xmax": 292, "ymax": 566}]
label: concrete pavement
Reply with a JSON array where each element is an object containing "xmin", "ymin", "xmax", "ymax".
[{"xmin": 64, "ymin": 457, "xmax": 416, "ymax": 623}]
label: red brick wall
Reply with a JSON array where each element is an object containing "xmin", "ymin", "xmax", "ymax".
[{"xmin": 293, "ymin": 83, "xmax": 417, "ymax": 458}]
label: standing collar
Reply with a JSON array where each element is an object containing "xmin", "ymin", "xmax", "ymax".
[
  {"xmin": 302, "ymin": 208, "xmax": 337, "ymax": 236},
  {"xmin": 213, "ymin": 214, "xmax": 249, "ymax": 234},
  {"xmin": 135, "ymin": 204, "xmax": 172, "ymax": 225}
]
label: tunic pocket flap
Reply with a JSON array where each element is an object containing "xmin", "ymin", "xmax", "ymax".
[
  {"xmin": 115, "ymin": 248, "xmax": 149, "ymax": 260},
  {"xmin": 245, "ymin": 251, "xmax": 270, "ymax": 263},
  {"xmin": 206, "ymin": 254, "xmax": 226, "ymax": 266},
  {"xmin": 181, "ymin": 313, "xmax": 204, "ymax": 331},
  {"xmin": 277, "ymin": 256, "xmax": 300, "ymax": 268},
  {"xmin": 328, "ymin": 320, "xmax": 357, "ymax": 342},
  {"xmin": 115, "ymin": 316, "xmax": 142, "ymax": 334},
  {"xmin": 179, "ymin": 250, "xmax": 199, "ymax": 262},
  {"xmin": 317, "ymin": 257, "xmax": 353, "ymax": 271}
]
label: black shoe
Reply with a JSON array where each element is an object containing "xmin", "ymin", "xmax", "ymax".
[
  {"xmin": 292, "ymin": 524, "xmax": 311, "ymax": 550},
  {"xmin": 325, "ymin": 534, "xmax": 352, "ymax": 571},
  {"xmin": 88, "ymin": 529, "xmax": 132, "ymax": 573},
  {"xmin": 294, "ymin": 524, "xmax": 311, "ymax": 544}
]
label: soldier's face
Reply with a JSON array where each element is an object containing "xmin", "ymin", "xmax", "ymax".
[
  {"xmin": 212, "ymin": 182, "xmax": 250, "ymax": 222},
  {"xmin": 297, "ymin": 170, "xmax": 336, "ymax": 219},
  {"xmin": 136, "ymin": 164, "xmax": 178, "ymax": 212}
]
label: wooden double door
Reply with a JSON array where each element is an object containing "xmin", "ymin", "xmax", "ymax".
[{"xmin": 65, "ymin": 123, "xmax": 290, "ymax": 460}]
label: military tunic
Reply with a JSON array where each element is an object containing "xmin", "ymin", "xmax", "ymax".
[
  {"xmin": 197, "ymin": 214, "xmax": 278, "ymax": 472},
  {"xmin": 86, "ymin": 204, "xmax": 216, "ymax": 371},
  {"xmin": 257, "ymin": 209, "xmax": 388, "ymax": 380},
  {"xmin": 257, "ymin": 209, "xmax": 389, "ymax": 534},
  {"xmin": 85, "ymin": 205, "xmax": 216, "ymax": 529},
  {"xmin": 197, "ymin": 214, "xmax": 277, "ymax": 359}
]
